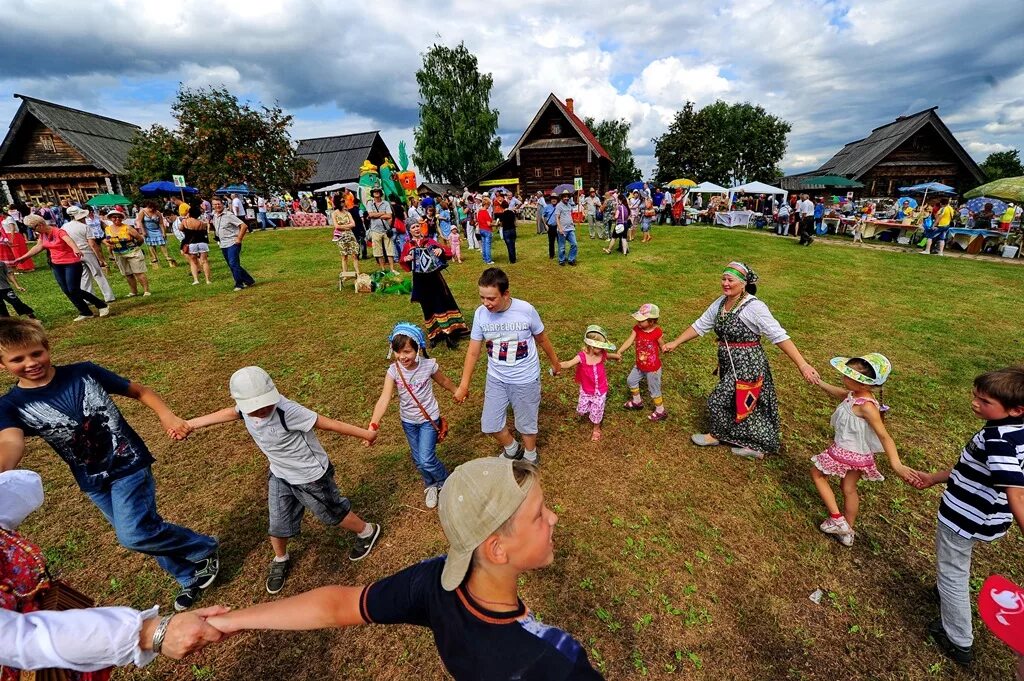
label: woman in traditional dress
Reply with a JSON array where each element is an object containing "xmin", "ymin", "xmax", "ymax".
[
  {"xmin": 665, "ymin": 261, "xmax": 819, "ymax": 459},
  {"xmin": 2, "ymin": 209, "xmax": 34, "ymax": 271},
  {"xmin": 399, "ymin": 221, "xmax": 469, "ymax": 349}
]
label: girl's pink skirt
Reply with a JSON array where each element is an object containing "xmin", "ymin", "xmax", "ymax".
[{"xmin": 812, "ymin": 442, "xmax": 883, "ymax": 481}]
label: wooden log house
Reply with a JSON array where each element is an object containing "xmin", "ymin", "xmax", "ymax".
[
  {"xmin": 475, "ymin": 94, "xmax": 611, "ymax": 195},
  {"xmin": 0, "ymin": 94, "xmax": 140, "ymax": 207}
]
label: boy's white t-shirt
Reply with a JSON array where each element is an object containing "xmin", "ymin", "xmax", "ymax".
[
  {"xmin": 387, "ymin": 358, "xmax": 440, "ymax": 424},
  {"xmin": 470, "ymin": 298, "xmax": 544, "ymax": 385},
  {"xmin": 240, "ymin": 397, "xmax": 331, "ymax": 485}
]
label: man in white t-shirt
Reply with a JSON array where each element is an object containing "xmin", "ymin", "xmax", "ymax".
[
  {"xmin": 184, "ymin": 366, "xmax": 382, "ymax": 595},
  {"xmin": 798, "ymin": 193, "xmax": 815, "ymax": 245},
  {"xmin": 455, "ymin": 268, "xmax": 560, "ymax": 464},
  {"xmin": 230, "ymin": 193, "xmax": 244, "ymax": 218}
]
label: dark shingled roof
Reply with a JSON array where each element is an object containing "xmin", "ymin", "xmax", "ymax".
[
  {"xmin": 0, "ymin": 94, "xmax": 141, "ymax": 175},
  {"xmin": 296, "ymin": 131, "xmax": 389, "ymax": 185},
  {"xmin": 814, "ymin": 107, "xmax": 983, "ymax": 182}
]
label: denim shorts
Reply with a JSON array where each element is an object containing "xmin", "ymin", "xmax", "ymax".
[
  {"xmin": 267, "ymin": 465, "xmax": 351, "ymax": 537},
  {"xmin": 481, "ymin": 374, "xmax": 541, "ymax": 435}
]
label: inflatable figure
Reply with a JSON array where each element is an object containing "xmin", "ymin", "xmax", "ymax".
[
  {"xmin": 380, "ymin": 158, "xmax": 406, "ymax": 204},
  {"xmin": 358, "ymin": 160, "xmax": 380, "ymax": 209},
  {"xmin": 397, "ymin": 141, "xmax": 418, "ymax": 194}
]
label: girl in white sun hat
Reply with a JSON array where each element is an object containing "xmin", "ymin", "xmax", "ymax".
[
  {"xmin": 557, "ymin": 325, "xmax": 621, "ymax": 442},
  {"xmin": 809, "ymin": 353, "xmax": 924, "ymax": 547}
]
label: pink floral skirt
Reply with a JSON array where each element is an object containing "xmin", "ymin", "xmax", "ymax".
[{"xmin": 811, "ymin": 442, "xmax": 883, "ymax": 481}]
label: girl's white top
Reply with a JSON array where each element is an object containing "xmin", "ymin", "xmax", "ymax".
[
  {"xmin": 691, "ymin": 295, "xmax": 790, "ymax": 344},
  {"xmin": 831, "ymin": 393, "xmax": 884, "ymax": 454},
  {"xmin": 388, "ymin": 358, "xmax": 440, "ymax": 423}
]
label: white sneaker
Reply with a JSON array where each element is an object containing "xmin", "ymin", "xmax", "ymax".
[
  {"xmin": 837, "ymin": 531, "xmax": 855, "ymax": 547},
  {"xmin": 72, "ymin": 315, "xmax": 90, "ymax": 322},
  {"xmin": 523, "ymin": 451, "xmax": 539, "ymax": 465},
  {"xmin": 98, "ymin": 307, "xmax": 110, "ymax": 317},
  {"xmin": 424, "ymin": 485, "xmax": 439, "ymax": 509},
  {"xmin": 142, "ymin": 291, "xmax": 151, "ymax": 297},
  {"xmin": 233, "ymin": 287, "xmax": 243, "ymax": 292},
  {"xmin": 730, "ymin": 446, "xmax": 765, "ymax": 460},
  {"xmin": 819, "ymin": 516, "xmax": 853, "ymax": 536}
]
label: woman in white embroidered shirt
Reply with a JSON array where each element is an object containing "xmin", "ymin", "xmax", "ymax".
[{"xmin": 664, "ymin": 262, "xmax": 820, "ymax": 459}]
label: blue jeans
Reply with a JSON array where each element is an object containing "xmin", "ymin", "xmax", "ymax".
[
  {"xmin": 221, "ymin": 243, "xmax": 255, "ymax": 288},
  {"xmin": 52, "ymin": 262, "xmax": 106, "ymax": 316},
  {"xmin": 86, "ymin": 467, "xmax": 218, "ymax": 587},
  {"xmin": 400, "ymin": 419, "xmax": 448, "ymax": 488},
  {"xmin": 479, "ymin": 231, "xmax": 493, "ymax": 263},
  {"xmin": 557, "ymin": 228, "xmax": 578, "ymax": 263},
  {"xmin": 257, "ymin": 210, "xmax": 275, "ymax": 230}
]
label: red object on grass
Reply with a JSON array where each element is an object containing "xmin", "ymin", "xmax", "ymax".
[{"xmin": 979, "ymin": 574, "xmax": 1024, "ymax": 655}]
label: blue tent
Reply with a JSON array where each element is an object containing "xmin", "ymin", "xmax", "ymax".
[
  {"xmin": 215, "ymin": 184, "xmax": 252, "ymax": 195},
  {"xmin": 140, "ymin": 180, "xmax": 198, "ymax": 195}
]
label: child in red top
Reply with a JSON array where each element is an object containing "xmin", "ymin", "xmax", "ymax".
[
  {"xmin": 558, "ymin": 326, "xmax": 620, "ymax": 441},
  {"xmin": 477, "ymin": 196, "xmax": 494, "ymax": 265},
  {"xmin": 618, "ymin": 303, "xmax": 668, "ymax": 421}
]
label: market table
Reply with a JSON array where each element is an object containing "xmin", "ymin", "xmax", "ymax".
[
  {"xmin": 860, "ymin": 219, "xmax": 917, "ymax": 240},
  {"xmin": 947, "ymin": 228, "xmax": 1004, "ymax": 254},
  {"xmin": 715, "ymin": 210, "xmax": 754, "ymax": 227},
  {"xmin": 267, "ymin": 211, "xmax": 288, "ymax": 227},
  {"xmin": 290, "ymin": 212, "xmax": 327, "ymax": 227}
]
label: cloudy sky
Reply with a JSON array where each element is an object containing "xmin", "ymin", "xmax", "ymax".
[{"xmin": 1, "ymin": 0, "xmax": 1021, "ymax": 180}]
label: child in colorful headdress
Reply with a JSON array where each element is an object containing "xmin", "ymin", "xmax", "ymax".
[
  {"xmin": 810, "ymin": 353, "xmax": 922, "ymax": 547},
  {"xmin": 558, "ymin": 325, "xmax": 621, "ymax": 441},
  {"xmin": 368, "ymin": 322, "xmax": 459, "ymax": 509}
]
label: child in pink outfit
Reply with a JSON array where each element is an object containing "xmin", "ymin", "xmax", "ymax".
[{"xmin": 558, "ymin": 325, "xmax": 620, "ymax": 441}]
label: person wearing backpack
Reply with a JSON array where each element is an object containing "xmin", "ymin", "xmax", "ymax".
[{"xmin": 183, "ymin": 367, "xmax": 382, "ymax": 595}]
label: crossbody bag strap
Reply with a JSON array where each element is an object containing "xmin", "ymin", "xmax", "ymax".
[
  {"xmin": 720, "ymin": 295, "xmax": 755, "ymax": 382},
  {"xmin": 394, "ymin": 363, "xmax": 441, "ymax": 434}
]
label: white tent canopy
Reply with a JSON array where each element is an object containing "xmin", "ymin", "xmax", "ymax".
[
  {"xmin": 313, "ymin": 182, "xmax": 360, "ymax": 193},
  {"xmin": 690, "ymin": 181, "xmax": 729, "ymax": 193},
  {"xmin": 730, "ymin": 181, "xmax": 786, "ymax": 196}
]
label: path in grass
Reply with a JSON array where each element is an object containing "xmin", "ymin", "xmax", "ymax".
[{"xmin": 15, "ymin": 225, "xmax": 1024, "ymax": 680}]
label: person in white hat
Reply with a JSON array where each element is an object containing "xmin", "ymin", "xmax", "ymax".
[
  {"xmin": 184, "ymin": 366, "xmax": 381, "ymax": 595},
  {"xmin": 202, "ymin": 457, "xmax": 602, "ymax": 680},
  {"xmin": 62, "ymin": 204, "xmax": 116, "ymax": 303},
  {"xmin": 102, "ymin": 208, "xmax": 151, "ymax": 296}
]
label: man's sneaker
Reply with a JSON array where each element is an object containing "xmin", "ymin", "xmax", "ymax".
[
  {"xmin": 193, "ymin": 551, "xmax": 220, "ymax": 589},
  {"xmin": 233, "ymin": 286, "xmax": 243, "ymax": 292},
  {"xmin": 928, "ymin": 618, "xmax": 973, "ymax": 666},
  {"xmin": 819, "ymin": 516, "xmax": 853, "ymax": 536},
  {"xmin": 72, "ymin": 315, "xmax": 90, "ymax": 322},
  {"xmin": 425, "ymin": 485, "xmax": 439, "ymax": 509},
  {"xmin": 173, "ymin": 584, "xmax": 201, "ymax": 612},
  {"xmin": 266, "ymin": 558, "xmax": 291, "ymax": 595},
  {"xmin": 498, "ymin": 442, "xmax": 524, "ymax": 460},
  {"xmin": 98, "ymin": 307, "xmax": 110, "ymax": 317},
  {"xmin": 350, "ymin": 523, "xmax": 381, "ymax": 562}
]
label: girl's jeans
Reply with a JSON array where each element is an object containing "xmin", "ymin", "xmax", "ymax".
[{"xmin": 401, "ymin": 419, "xmax": 449, "ymax": 487}]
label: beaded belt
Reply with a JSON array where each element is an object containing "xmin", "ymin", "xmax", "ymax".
[{"xmin": 718, "ymin": 341, "xmax": 760, "ymax": 348}]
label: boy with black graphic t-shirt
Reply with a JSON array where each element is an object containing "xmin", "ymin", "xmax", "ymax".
[
  {"xmin": 206, "ymin": 457, "xmax": 602, "ymax": 680},
  {"xmin": 0, "ymin": 318, "xmax": 219, "ymax": 612}
]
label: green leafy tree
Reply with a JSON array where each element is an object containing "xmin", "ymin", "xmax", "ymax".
[
  {"xmin": 654, "ymin": 100, "xmax": 791, "ymax": 186},
  {"xmin": 123, "ymin": 86, "xmax": 312, "ymax": 196},
  {"xmin": 413, "ymin": 42, "xmax": 503, "ymax": 186},
  {"xmin": 583, "ymin": 117, "xmax": 641, "ymax": 188},
  {"xmin": 979, "ymin": 149, "xmax": 1023, "ymax": 181}
]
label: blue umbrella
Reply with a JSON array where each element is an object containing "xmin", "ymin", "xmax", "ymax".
[
  {"xmin": 140, "ymin": 180, "xmax": 198, "ymax": 195},
  {"xmin": 895, "ymin": 196, "xmax": 918, "ymax": 209},
  {"xmin": 898, "ymin": 182, "xmax": 955, "ymax": 194},
  {"xmin": 624, "ymin": 181, "xmax": 645, "ymax": 192},
  {"xmin": 215, "ymin": 183, "xmax": 252, "ymax": 196},
  {"xmin": 965, "ymin": 196, "xmax": 1007, "ymax": 215}
]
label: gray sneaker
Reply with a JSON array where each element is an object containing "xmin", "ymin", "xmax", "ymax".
[
  {"xmin": 350, "ymin": 523, "xmax": 381, "ymax": 562},
  {"xmin": 498, "ymin": 442, "xmax": 524, "ymax": 460},
  {"xmin": 266, "ymin": 558, "xmax": 291, "ymax": 594},
  {"xmin": 425, "ymin": 486, "xmax": 439, "ymax": 509}
]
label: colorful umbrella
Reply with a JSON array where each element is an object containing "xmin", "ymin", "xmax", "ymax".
[
  {"xmin": 965, "ymin": 196, "xmax": 1007, "ymax": 215},
  {"xmin": 964, "ymin": 176, "xmax": 1024, "ymax": 203},
  {"xmin": 667, "ymin": 178, "xmax": 696, "ymax": 188},
  {"xmin": 85, "ymin": 193, "xmax": 132, "ymax": 207},
  {"xmin": 552, "ymin": 183, "xmax": 574, "ymax": 195}
]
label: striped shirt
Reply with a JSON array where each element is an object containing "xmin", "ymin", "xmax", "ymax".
[{"xmin": 938, "ymin": 417, "xmax": 1024, "ymax": 541}]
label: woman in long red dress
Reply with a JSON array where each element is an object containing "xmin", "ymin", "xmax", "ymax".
[{"xmin": 1, "ymin": 213, "xmax": 34, "ymax": 271}]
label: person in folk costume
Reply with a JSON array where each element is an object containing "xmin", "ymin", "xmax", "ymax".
[
  {"xmin": 399, "ymin": 221, "xmax": 469, "ymax": 350},
  {"xmin": 664, "ymin": 262, "xmax": 820, "ymax": 459}
]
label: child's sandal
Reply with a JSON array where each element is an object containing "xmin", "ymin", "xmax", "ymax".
[
  {"xmin": 648, "ymin": 410, "xmax": 668, "ymax": 422},
  {"xmin": 623, "ymin": 400, "xmax": 643, "ymax": 410}
]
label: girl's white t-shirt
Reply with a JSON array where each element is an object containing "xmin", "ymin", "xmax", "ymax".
[{"xmin": 388, "ymin": 358, "xmax": 440, "ymax": 423}]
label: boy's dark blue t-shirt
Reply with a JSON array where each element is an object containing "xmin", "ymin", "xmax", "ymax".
[
  {"xmin": 360, "ymin": 556, "xmax": 603, "ymax": 680},
  {"xmin": 0, "ymin": 362, "xmax": 153, "ymax": 492}
]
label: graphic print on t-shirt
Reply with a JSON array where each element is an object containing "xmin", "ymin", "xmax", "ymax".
[
  {"xmin": 14, "ymin": 375, "xmax": 140, "ymax": 480},
  {"xmin": 484, "ymin": 326, "xmax": 532, "ymax": 366}
]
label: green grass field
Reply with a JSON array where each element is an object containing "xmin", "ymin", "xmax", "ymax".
[{"xmin": 13, "ymin": 225, "xmax": 1024, "ymax": 680}]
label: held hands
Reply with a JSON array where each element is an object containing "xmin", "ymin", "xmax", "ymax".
[
  {"xmin": 150, "ymin": 606, "xmax": 232, "ymax": 659},
  {"xmin": 894, "ymin": 464, "xmax": 926, "ymax": 489},
  {"xmin": 906, "ymin": 469, "xmax": 941, "ymax": 489},
  {"xmin": 799, "ymin": 363, "xmax": 820, "ymax": 384},
  {"xmin": 663, "ymin": 341, "xmax": 678, "ymax": 353},
  {"xmin": 163, "ymin": 414, "xmax": 193, "ymax": 441},
  {"xmin": 364, "ymin": 428, "xmax": 378, "ymax": 447},
  {"xmin": 453, "ymin": 386, "xmax": 469, "ymax": 404}
]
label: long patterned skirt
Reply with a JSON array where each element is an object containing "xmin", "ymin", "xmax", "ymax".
[
  {"xmin": 411, "ymin": 271, "xmax": 469, "ymax": 346},
  {"xmin": 707, "ymin": 343, "xmax": 780, "ymax": 454}
]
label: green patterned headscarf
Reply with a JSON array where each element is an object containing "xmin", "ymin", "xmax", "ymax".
[{"xmin": 723, "ymin": 261, "xmax": 758, "ymax": 285}]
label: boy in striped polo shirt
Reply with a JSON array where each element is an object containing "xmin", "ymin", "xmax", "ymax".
[{"xmin": 915, "ymin": 366, "xmax": 1024, "ymax": 666}]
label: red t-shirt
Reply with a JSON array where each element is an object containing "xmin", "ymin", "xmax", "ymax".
[
  {"xmin": 633, "ymin": 325, "xmax": 663, "ymax": 372},
  {"xmin": 477, "ymin": 210, "xmax": 492, "ymax": 233},
  {"xmin": 39, "ymin": 228, "xmax": 80, "ymax": 265}
]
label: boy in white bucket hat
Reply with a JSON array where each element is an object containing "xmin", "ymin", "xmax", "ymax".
[
  {"xmin": 202, "ymin": 457, "xmax": 602, "ymax": 680},
  {"xmin": 184, "ymin": 366, "xmax": 381, "ymax": 596}
]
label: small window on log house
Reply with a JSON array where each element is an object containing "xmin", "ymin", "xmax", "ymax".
[
  {"xmin": 553, "ymin": 167, "xmax": 562, "ymax": 176},
  {"xmin": 551, "ymin": 123, "xmax": 562, "ymax": 135},
  {"xmin": 41, "ymin": 135, "xmax": 55, "ymax": 152},
  {"xmin": 574, "ymin": 166, "xmax": 581, "ymax": 176},
  {"xmin": 534, "ymin": 168, "xmax": 542, "ymax": 178}
]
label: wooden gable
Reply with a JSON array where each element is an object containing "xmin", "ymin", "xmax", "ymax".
[{"xmin": 3, "ymin": 115, "xmax": 93, "ymax": 168}]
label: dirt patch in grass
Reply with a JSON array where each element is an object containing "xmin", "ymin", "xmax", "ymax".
[{"xmin": 13, "ymin": 225, "xmax": 1023, "ymax": 679}]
